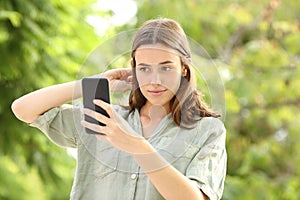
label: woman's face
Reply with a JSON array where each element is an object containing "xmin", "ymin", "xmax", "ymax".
[{"xmin": 134, "ymin": 44, "xmax": 185, "ymax": 111}]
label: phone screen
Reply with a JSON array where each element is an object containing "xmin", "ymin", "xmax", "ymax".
[{"xmin": 82, "ymin": 78, "xmax": 110, "ymax": 134}]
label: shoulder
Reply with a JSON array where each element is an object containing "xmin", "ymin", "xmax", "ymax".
[
  {"xmin": 197, "ymin": 117, "xmax": 225, "ymax": 131},
  {"xmin": 194, "ymin": 117, "xmax": 226, "ymax": 143}
]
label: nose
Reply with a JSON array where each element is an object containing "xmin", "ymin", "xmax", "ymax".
[{"xmin": 150, "ymin": 72, "xmax": 162, "ymax": 85}]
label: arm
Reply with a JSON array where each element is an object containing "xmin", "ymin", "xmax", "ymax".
[
  {"xmin": 133, "ymin": 144, "xmax": 209, "ymax": 200},
  {"xmin": 11, "ymin": 68, "xmax": 132, "ymax": 124},
  {"xmin": 11, "ymin": 81, "xmax": 81, "ymax": 123}
]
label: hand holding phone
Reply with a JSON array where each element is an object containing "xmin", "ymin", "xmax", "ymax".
[{"xmin": 82, "ymin": 78, "xmax": 110, "ymax": 134}]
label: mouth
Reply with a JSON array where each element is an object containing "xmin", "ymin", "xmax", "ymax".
[{"xmin": 148, "ymin": 89, "xmax": 167, "ymax": 96}]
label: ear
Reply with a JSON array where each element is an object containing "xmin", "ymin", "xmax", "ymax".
[{"xmin": 182, "ymin": 66, "xmax": 188, "ymax": 77}]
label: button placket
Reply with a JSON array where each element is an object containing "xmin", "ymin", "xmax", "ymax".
[
  {"xmin": 130, "ymin": 173, "xmax": 137, "ymax": 180},
  {"xmin": 128, "ymin": 163, "xmax": 140, "ymax": 199}
]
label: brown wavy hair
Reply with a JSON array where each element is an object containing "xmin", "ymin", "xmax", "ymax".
[{"xmin": 129, "ymin": 18, "xmax": 220, "ymax": 128}]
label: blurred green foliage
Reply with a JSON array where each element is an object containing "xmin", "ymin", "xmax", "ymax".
[
  {"xmin": 0, "ymin": 0, "xmax": 104, "ymax": 198},
  {"xmin": 1, "ymin": 0, "xmax": 300, "ymax": 199},
  {"xmin": 134, "ymin": 2, "xmax": 300, "ymax": 199}
]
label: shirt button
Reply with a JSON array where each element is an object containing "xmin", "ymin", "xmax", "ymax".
[{"xmin": 130, "ymin": 173, "xmax": 137, "ymax": 180}]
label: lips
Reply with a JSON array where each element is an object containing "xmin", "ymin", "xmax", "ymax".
[{"xmin": 148, "ymin": 89, "xmax": 167, "ymax": 96}]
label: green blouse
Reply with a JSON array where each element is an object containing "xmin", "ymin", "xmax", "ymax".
[{"xmin": 30, "ymin": 104, "xmax": 227, "ymax": 200}]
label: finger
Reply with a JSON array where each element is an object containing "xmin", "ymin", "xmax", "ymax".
[
  {"xmin": 93, "ymin": 99, "xmax": 114, "ymax": 117},
  {"xmin": 103, "ymin": 68, "xmax": 132, "ymax": 80},
  {"xmin": 120, "ymin": 68, "xmax": 132, "ymax": 76},
  {"xmin": 117, "ymin": 69, "xmax": 132, "ymax": 81},
  {"xmin": 83, "ymin": 108, "xmax": 110, "ymax": 125},
  {"xmin": 81, "ymin": 120, "xmax": 109, "ymax": 135},
  {"xmin": 127, "ymin": 75, "xmax": 133, "ymax": 83}
]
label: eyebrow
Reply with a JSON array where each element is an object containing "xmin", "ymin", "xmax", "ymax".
[{"xmin": 137, "ymin": 61, "xmax": 174, "ymax": 66}]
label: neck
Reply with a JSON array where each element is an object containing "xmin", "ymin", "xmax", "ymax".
[{"xmin": 140, "ymin": 102, "xmax": 170, "ymax": 120}]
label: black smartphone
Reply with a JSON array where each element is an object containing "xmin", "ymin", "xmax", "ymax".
[{"xmin": 82, "ymin": 78, "xmax": 110, "ymax": 134}]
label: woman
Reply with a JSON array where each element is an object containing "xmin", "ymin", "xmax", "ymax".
[{"xmin": 11, "ymin": 18, "xmax": 226, "ymax": 200}]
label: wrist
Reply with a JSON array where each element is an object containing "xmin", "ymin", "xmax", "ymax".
[
  {"xmin": 132, "ymin": 138, "xmax": 155, "ymax": 155},
  {"xmin": 132, "ymin": 140, "xmax": 169, "ymax": 173}
]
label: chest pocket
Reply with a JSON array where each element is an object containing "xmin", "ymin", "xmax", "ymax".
[
  {"xmin": 93, "ymin": 141, "xmax": 120, "ymax": 179},
  {"xmin": 153, "ymin": 131, "xmax": 202, "ymax": 173}
]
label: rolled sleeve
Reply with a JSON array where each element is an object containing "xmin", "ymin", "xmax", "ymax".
[
  {"xmin": 30, "ymin": 104, "xmax": 82, "ymax": 148},
  {"xmin": 186, "ymin": 118, "xmax": 227, "ymax": 200}
]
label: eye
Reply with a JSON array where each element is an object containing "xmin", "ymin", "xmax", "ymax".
[
  {"xmin": 138, "ymin": 66, "xmax": 151, "ymax": 73},
  {"xmin": 161, "ymin": 66, "xmax": 173, "ymax": 72}
]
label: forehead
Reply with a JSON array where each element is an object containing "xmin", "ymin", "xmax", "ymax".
[{"xmin": 135, "ymin": 44, "xmax": 181, "ymax": 64}]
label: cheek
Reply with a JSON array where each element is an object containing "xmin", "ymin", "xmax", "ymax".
[
  {"xmin": 167, "ymin": 75, "xmax": 181, "ymax": 92},
  {"xmin": 164, "ymin": 71, "xmax": 181, "ymax": 84}
]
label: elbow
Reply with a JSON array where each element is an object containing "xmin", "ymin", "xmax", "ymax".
[{"xmin": 11, "ymin": 98, "xmax": 34, "ymax": 123}]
